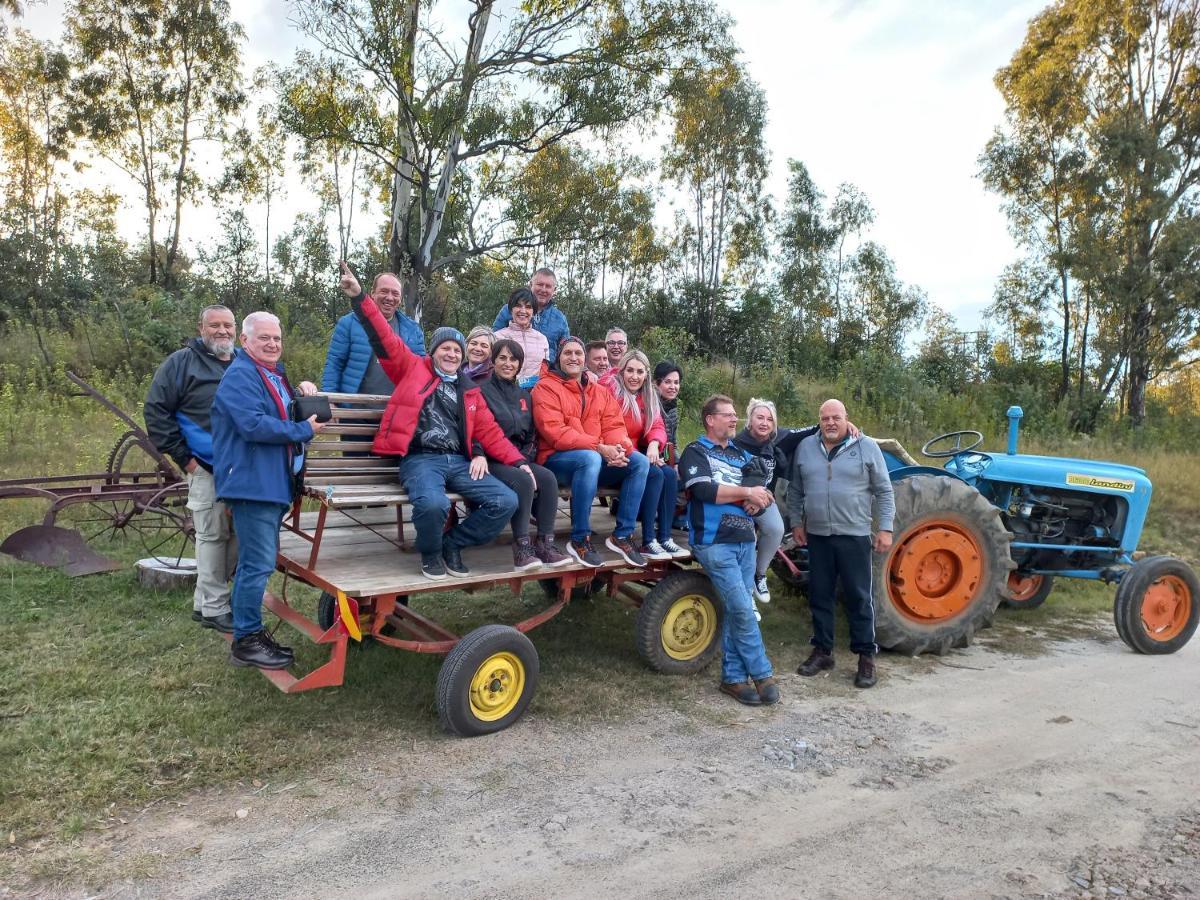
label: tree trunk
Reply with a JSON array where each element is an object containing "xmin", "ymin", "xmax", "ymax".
[
  {"xmin": 165, "ymin": 55, "xmax": 194, "ymax": 289},
  {"xmin": 1057, "ymin": 266, "xmax": 1070, "ymax": 402}
]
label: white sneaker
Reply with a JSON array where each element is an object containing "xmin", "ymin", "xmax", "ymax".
[
  {"xmin": 753, "ymin": 575, "xmax": 771, "ymax": 604},
  {"xmin": 753, "ymin": 601, "xmax": 762, "ymax": 622},
  {"xmin": 659, "ymin": 538, "xmax": 689, "ymax": 558},
  {"xmin": 640, "ymin": 540, "xmax": 673, "ymax": 561}
]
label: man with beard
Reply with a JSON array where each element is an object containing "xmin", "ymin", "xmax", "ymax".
[{"xmin": 145, "ymin": 305, "xmax": 240, "ymax": 633}]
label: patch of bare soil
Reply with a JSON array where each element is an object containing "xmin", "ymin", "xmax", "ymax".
[{"xmin": 7, "ymin": 632, "xmax": 1200, "ymax": 899}]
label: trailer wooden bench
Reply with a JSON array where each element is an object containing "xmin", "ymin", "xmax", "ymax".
[{"xmin": 248, "ymin": 392, "xmax": 720, "ymax": 737}]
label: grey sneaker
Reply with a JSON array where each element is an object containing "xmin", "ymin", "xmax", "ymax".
[
  {"xmin": 568, "ymin": 537, "xmax": 603, "ymax": 568},
  {"xmin": 606, "ymin": 534, "xmax": 647, "ymax": 567},
  {"xmin": 421, "ymin": 553, "xmax": 447, "ymax": 580},
  {"xmin": 659, "ymin": 538, "xmax": 689, "ymax": 558}
]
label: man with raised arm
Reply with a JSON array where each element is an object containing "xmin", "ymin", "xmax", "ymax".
[
  {"xmin": 322, "ymin": 271, "xmax": 425, "ymax": 395},
  {"xmin": 145, "ymin": 304, "xmax": 238, "ymax": 633},
  {"xmin": 788, "ymin": 398, "xmax": 895, "ymax": 689},
  {"xmin": 679, "ymin": 394, "xmax": 780, "ymax": 707},
  {"xmin": 491, "ymin": 267, "xmax": 570, "ymax": 364},
  {"xmin": 211, "ymin": 312, "xmax": 324, "ymax": 670},
  {"xmin": 339, "ymin": 262, "xmax": 525, "ymax": 581}
]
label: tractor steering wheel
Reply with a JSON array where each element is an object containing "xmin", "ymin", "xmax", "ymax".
[{"xmin": 921, "ymin": 430, "xmax": 984, "ymax": 459}]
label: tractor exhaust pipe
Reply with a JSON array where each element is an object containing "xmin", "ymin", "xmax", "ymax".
[{"xmin": 1006, "ymin": 406, "xmax": 1024, "ymax": 455}]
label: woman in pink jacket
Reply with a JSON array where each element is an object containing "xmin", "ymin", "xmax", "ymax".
[{"xmin": 600, "ymin": 348, "xmax": 688, "ymax": 560}]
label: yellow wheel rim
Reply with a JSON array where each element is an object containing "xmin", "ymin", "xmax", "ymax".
[
  {"xmin": 469, "ymin": 652, "xmax": 526, "ymax": 722},
  {"xmin": 660, "ymin": 593, "xmax": 718, "ymax": 661}
]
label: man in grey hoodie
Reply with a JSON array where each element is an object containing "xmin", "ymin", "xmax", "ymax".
[{"xmin": 787, "ymin": 399, "xmax": 895, "ymax": 688}]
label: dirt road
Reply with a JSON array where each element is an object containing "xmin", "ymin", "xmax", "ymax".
[{"xmin": 38, "ymin": 627, "xmax": 1200, "ymax": 899}]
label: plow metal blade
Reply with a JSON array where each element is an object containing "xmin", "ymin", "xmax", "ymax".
[{"xmin": 0, "ymin": 524, "xmax": 123, "ymax": 576}]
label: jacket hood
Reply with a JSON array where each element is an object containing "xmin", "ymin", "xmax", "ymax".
[{"xmin": 735, "ymin": 426, "xmax": 772, "ymax": 449}]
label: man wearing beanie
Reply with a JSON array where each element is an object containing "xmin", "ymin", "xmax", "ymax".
[{"xmin": 338, "ymin": 262, "xmax": 528, "ymax": 580}]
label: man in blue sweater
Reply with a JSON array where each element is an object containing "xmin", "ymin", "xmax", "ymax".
[
  {"xmin": 491, "ymin": 268, "xmax": 569, "ymax": 364},
  {"xmin": 788, "ymin": 399, "xmax": 895, "ymax": 689},
  {"xmin": 212, "ymin": 312, "xmax": 325, "ymax": 670},
  {"xmin": 322, "ymin": 272, "xmax": 425, "ymax": 394}
]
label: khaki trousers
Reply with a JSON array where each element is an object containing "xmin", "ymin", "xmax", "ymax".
[{"xmin": 186, "ymin": 468, "xmax": 237, "ymax": 616}]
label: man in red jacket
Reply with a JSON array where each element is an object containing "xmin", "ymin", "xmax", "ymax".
[{"xmin": 339, "ymin": 263, "xmax": 528, "ymax": 580}]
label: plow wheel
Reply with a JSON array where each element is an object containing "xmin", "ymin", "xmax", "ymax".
[
  {"xmin": 875, "ymin": 475, "xmax": 1013, "ymax": 655},
  {"xmin": 437, "ymin": 625, "xmax": 539, "ymax": 737},
  {"xmin": 635, "ymin": 571, "xmax": 722, "ymax": 674},
  {"xmin": 1113, "ymin": 556, "xmax": 1199, "ymax": 655},
  {"xmin": 1002, "ymin": 572, "xmax": 1055, "ymax": 611}
]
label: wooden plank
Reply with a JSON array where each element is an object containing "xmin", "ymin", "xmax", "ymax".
[
  {"xmin": 305, "ymin": 458, "xmax": 395, "ymax": 470},
  {"xmin": 329, "ymin": 408, "xmax": 384, "ymax": 421},
  {"xmin": 319, "ymin": 424, "xmax": 383, "ymax": 436},
  {"xmin": 322, "ymin": 391, "xmax": 392, "ymax": 403},
  {"xmin": 304, "ymin": 474, "xmax": 401, "ymax": 486}
]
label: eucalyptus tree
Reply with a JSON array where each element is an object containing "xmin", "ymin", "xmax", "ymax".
[
  {"xmin": 68, "ymin": 0, "xmax": 245, "ymax": 287},
  {"xmin": 277, "ymin": 0, "xmax": 734, "ymax": 323}
]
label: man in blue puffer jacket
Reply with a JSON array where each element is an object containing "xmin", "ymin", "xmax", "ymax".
[
  {"xmin": 212, "ymin": 311, "xmax": 325, "ymax": 671},
  {"xmin": 321, "ymin": 272, "xmax": 425, "ymax": 394}
]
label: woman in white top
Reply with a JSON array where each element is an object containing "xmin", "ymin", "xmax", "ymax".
[{"xmin": 493, "ymin": 288, "xmax": 550, "ymax": 387}]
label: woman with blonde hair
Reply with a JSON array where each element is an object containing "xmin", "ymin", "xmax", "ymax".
[
  {"xmin": 600, "ymin": 348, "xmax": 688, "ymax": 560},
  {"xmin": 463, "ymin": 325, "xmax": 495, "ymax": 382}
]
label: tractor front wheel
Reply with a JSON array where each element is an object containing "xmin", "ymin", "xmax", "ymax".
[
  {"xmin": 874, "ymin": 475, "xmax": 1014, "ymax": 655},
  {"xmin": 1113, "ymin": 556, "xmax": 1199, "ymax": 655},
  {"xmin": 1002, "ymin": 572, "xmax": 1055, "ymax": 611}
]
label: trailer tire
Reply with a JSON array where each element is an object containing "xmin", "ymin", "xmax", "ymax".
[
  {"xmin": 1113, "ymin": 556, "xmax": 1199, "ymax": 655},
  {"xmin": 1001, "ymin": 573, "xmax": 1055, "ymax": 610},
  {"xmin": 437, "ymin": 625, "xmax": 539, "ymax": 737},
  {"xmin": 636, "ymin": 571, "xmax": 722, "ymax": 674},
  {"xmin": 874, "ymin": 475, "xmax": 1013, "ymax": 655},
  {"xmin": 538, "ymin": 574, "xmax": 598, "ymax": 602},
  {"xmin": 317, "ymin": 592, "xmax": 405, "ymax": 635}
]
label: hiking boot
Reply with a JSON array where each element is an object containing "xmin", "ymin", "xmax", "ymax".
[
  {"xmin": 421, "ymin": 552, "xmax": 447, "ymax": 580},
  {"xmin": 639, "ymin": 540, "xmax": 672, "ymax": 561},
  {"xmin": 534, "ymin": 535, "xmax": 572, "ymax": 567},
  {"xmin": 605, "ymin": 534, "xmax": 647, "ymax": 567},
  {"xmin": 230, "ymin": 631, "xmax": 292, "ymax": 670},
  {"xmin": 568, "ymin": 536, "xmax": 603, "ymax": 568},
  {"xmin": 754, "ymin": 676, "xmax": 781, "ymax": 705},
  {"xmin": 797, "ymin": 647, "xmax": 835, "ymax": 677},
  {"xmin": 199, "ymin": 612, "xmax": 235, "ymax": 634},
  {"xmin": 442, "ymin": 542, "xmax": 469, "ymax": 577},
  {"xmin": 719, "ymin": 681, "xmax": 762, "ymax": 706},
  {"xmin": 753, "ymin": 574, "xmax": 771, "ymax": 604},
  {"xmin": 659, "ymin": 537, "xmax": 689, "ymax": 558},
  {"xmin": 854, "ymin": 654, "xmax": 877, "ymax": 689},
  {"xmin": 512, "ymin": 537, "xmax": 542, "ymax": 571},
  {"xmin": 261, "ymin": 629, "xmax": 294, "ymax": 659}
]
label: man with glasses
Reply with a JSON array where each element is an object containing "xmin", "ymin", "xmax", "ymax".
[
  {"xmin": 604, "ymin": 328, "xmax": 628, "ymax": 367},
  {"xmin": 679, "ymin": 394, "xmax": 780, "ymax": 707}
]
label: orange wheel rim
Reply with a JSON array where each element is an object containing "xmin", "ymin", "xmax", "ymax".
[
  {"xmin": 1140, "ymin": 575, "xmax": 1192, "ymax": 641},
  {"xmin": 888, "ymin": 519, "xmax": 983, "ymax": 622},
  {"xmin": 1008, "ymin": 572, "xmax": 1044, "ymax": 602}
]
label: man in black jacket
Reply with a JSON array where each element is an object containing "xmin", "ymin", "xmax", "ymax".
[{"xmin": 145, "ymin": 305, "xmax": 238, "ymax": 633}]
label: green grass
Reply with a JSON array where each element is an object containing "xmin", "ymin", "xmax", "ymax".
[{"xmin": 3, "ymin": 383, "xmax": 1200, "ymax": 883}]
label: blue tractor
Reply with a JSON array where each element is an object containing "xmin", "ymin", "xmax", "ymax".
[{"xmin": 772, "ymin": 406, "xmax": 1199, "ymax": 656}]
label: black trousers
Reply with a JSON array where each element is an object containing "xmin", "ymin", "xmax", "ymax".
[
  {"xmin": 489, "ymin": 461, "xmax": 560, "ymax": 540},
  {"xmin": 806, "ymin": 533, "xmax": 877, "ymax": 656}
]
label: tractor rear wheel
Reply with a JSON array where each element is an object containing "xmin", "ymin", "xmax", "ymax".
[
  {"xmin": 1001, "ymin": 572, "xmax": 1055, "ymax": 610},
  {"xmin": 1113, "ymin": 556, "xmax": 1199, "ymax": 655},
  {"xmin": 874, "ymin": 475, "xmax": 1013, "ymax": 655}
]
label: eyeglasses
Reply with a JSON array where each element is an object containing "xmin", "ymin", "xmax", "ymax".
[
  {"xmin": 713, "ymin": 412, "xmax": 738, "ymax": 420},
  {"xmin": 606, "ymin": 339, "xmax": 627, "ymax": 346}
]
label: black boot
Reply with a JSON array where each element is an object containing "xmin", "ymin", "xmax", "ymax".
[
  {"xmin": 443, "ymin": 541, "xmax": 469, "ymax": 577},
  {"xmin": 230, "ymin": 631, "xmax": 292, "ymax": 670}
]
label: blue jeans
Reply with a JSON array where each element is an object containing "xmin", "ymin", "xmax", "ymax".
[
  {"xmin": 397, "ymin": 453, "xmax": 518, "ymax": 555},
  {"xmin": 640, "ymin": 461, "xmax": 679, "ymax": 544},
  {"xmin": 544, "ymin": 449, "xmax": 649, "ymax": 542},
  {"xmin": 228, "ymin": 499, "xmax": 289, "ymax": 640},
  {"xmin": 691, "ymin": 541, "xmax": 773, "ymax": 684}
]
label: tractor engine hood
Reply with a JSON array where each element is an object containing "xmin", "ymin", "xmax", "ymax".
[{"xmin": 968, "ymin": 453, "xmax": 1152, "ymax": 500}]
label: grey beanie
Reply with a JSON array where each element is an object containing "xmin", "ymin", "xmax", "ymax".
[{"xmin": 429, "ymin": 326, "xmax": 466, "ymax": 357}]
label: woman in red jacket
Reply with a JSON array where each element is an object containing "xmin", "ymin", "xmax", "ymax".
[{"xmin": 600, "ymin": 349, "xmax": 688, "ymax": 561}]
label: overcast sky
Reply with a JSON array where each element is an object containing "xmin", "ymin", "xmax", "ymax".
[{"xmin": 18, "ymin": 0, "xmax": 1047, "ymax": 330}]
